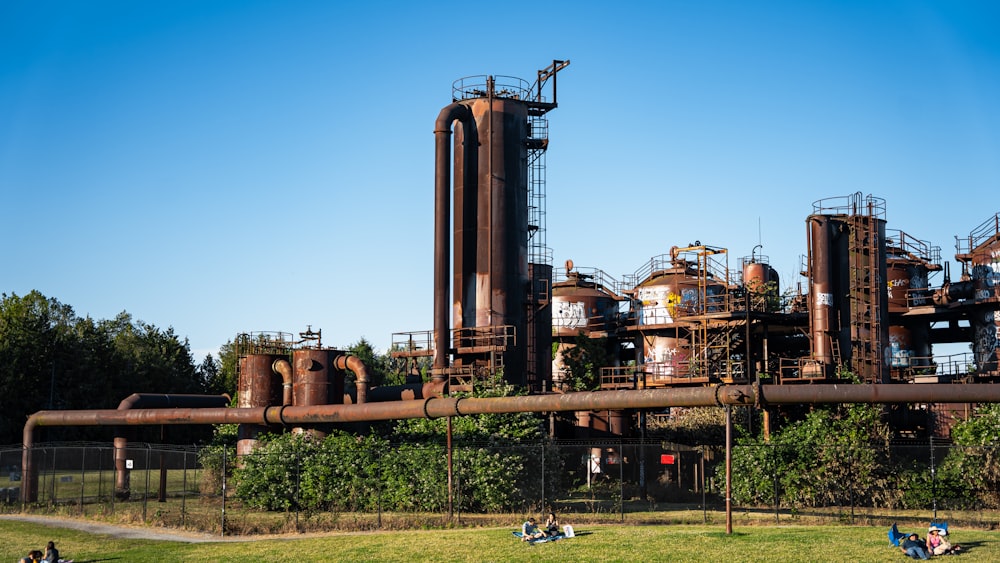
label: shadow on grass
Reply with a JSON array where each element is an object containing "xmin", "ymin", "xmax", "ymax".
[{"xmin": 702, "ymin": 531, "xmax": 750, "ymax": 539}]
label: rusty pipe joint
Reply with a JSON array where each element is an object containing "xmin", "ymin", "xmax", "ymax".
[
  {"xmin": 335, "ymin": 354, "xmax": 370, "ymax": 405},
  {"xmin": 272, "ymin": 358, "xmax": 293, "ymax": 406}
]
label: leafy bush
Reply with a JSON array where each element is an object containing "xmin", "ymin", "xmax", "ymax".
[
  {"xmin": 234, "ymin": 406, "xmax": 554, "ymax": 513},
  {"xmin": 724, "ymin": 403, "xmax": 894, "ymax": 508}
]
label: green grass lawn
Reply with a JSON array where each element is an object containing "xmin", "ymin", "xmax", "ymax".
[{"xmin": 3, "ymin": 519, "xmax": 999, "ymax": 562}]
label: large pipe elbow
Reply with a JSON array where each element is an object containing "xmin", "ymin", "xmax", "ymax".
[
  {"xmin": 272, "ymin": 358, "xmax": 293, "ymax": 406},
  {"xmin": 335, "ymin": 355, "xmax": 370, "ymax": 405},
  {"xmin": 434, "ymin": 103, "xmax": 472, "ymax": 377},
  {"xmin": 20, "ymin": 414, "xmax": 39, "ymax": 503}
]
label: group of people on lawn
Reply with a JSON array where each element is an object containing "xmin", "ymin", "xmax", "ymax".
[
  {"xmin": 900, "ymin": 526, "xmax": 962, "ymax": 559},
  {"xmin": 520, "ymin": 512, "xmax": 561, "ymax": 541},
  {"xmin": 19, "ymin": 541, "xmax": 62, "ymax": 563}
]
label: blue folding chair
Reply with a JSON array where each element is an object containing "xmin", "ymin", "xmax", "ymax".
[{"xmin": 888, "ymin": 522, "xmax": 908, "ymax": 547}]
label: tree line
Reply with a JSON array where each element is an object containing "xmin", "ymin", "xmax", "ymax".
[
  {"xmin": 0, "ymin": 290, "xmax": 418, "ymax": 447},
  {"xmin": 0, "ymin": 291, "xmax": 233, "ymax": 445}
]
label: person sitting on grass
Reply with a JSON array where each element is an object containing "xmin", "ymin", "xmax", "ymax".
[
  {"xmin": 521, "ymin": 517, "xmax": 545, "ymax": 542},
  {"xmin": 926, "ymin": 527, "xmax": 961, "ymax": 556},
  {"xmin": 42, "ymin": 541, "xmax": 59, "ymax": 563},
  {"xmin": 544, "ymin": 512, "xmax": 560, "ymax": 537},
  {"xmin": 900, "ymin": 533, "xmax": 930, "ymax": 560}
]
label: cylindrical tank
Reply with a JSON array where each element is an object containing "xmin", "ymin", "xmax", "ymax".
[
  {"xmin": 807, "ymin": 215, "xmax": 835, "ymax": 367},
  {"xmin": 552, "ymin": 270, "xmax": 619, "ymax": 337},
  {"xmin": 743, "ymin": 260, "xmax": 780, "ymax": 295},
  {"xmin": 743, "ymin": 258, "xmax": 780, "ymax": 312},
  {"xmin": 635, "ymin": 263, "xmax": 723, "ymax": 324},
  {"xmin": 888, "ymin": 324, "xmax": 933, "ymax": 373},
  {"xmin": 236, "ymin": 354, "xmax": 284, "ymax": 457},
  {"xmin": 551, "ymin": 268, "xmax": 621, "ymax": 390},
  {"xmin": 888, "ymin": 326, "xmax": 915, "ymax": 368},
  {"xmin": 642, "ymin": 335, "xmax": 692, "ymax": 380},
  {"xmin": 452, "ymin": 84, "xmax": 531, "ymax": 384},
  {"xmin": 293, "ymin": 349, "xmax": 344, "ymax": 407},
  {"xmin": 238, "ymin": 354, "xmax": 284, "ymax": 409},
  {"xmin": 886, "ymin": 253, "xmax": 931, "ymax": 313},
  {"xmin": 292, "ymin": 349, "xmax": 345, "ymax": 437}
]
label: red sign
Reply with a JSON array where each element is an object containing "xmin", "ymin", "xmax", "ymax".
[{"xmin": 660, "ymin": 454, "xmax": 675, "ymax": 465}]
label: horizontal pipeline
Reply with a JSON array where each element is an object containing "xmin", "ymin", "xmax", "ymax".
[{"xmin": 24, "ymin": 383, "xmax": 1000, "ymax": 439}]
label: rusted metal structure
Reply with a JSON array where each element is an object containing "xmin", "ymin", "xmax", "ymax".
[
  {"xmin": 804, "ymin": 193, "xmax": 890, "ymax": 382},
  {"xmin": 622, "ymin": 244, "xmax": 746, "ymax": 386},
  {"xmin": 23, "ymin": 382, "xmax": 1000, "ymax": 503},
  {"xmin": 956, "ymin": 212, "xmax": 1000, "ymax": 375},
  {"xmin": 884, "ymin": 230, "xmax": 941, "ymax": 379},
  {"xmin": 551, "ymin": 262, "xmax": 624, "ymax": 391},
  {"xmin": 417, "ymin": 60, "xmax": 569, "ymax": 392},
  {"xmin": 21, "ymin": 60, "xmax": 1000, "ymax": 505}
]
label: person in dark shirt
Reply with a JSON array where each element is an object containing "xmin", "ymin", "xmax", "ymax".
[
  {"xmin": 900, "ymin": 533, "xmax": 930, "ymax": 559},
  {"xmin": 42, "ymin": 541, "xmax": 59, "ymax": 563}
]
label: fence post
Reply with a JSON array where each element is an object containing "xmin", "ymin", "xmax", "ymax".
[
  {"xmin": 376, "ymin": 446, "xmax": 382, "ymax": 529},
  {"xmin": 80, "ymin": 446, "xmax": 86, "ymax": 515},
  {"xmin": 143, "ymin": 445, "xmax": 150, "ymax": 522},
  {"xmin": 930, "ymin": 434, "xmax": 937, "ymax": 520},
  {"xmin": 701, "ymin": 448, "xmax": 707, "ymax": 524},
  {"xmin": 455, "ymin": 444, "xmax": 462, "ymax": 524},
  {"xmin": 773, "ymin": 444, "xmax": 779, "ymax": 523},
  {"xmin": 294, "ymin": 447, "xmax": 300, "ymax": 532},
  {"xmin": 221, "ymin": 446, "xmax": 227, "ymax": 537},
  {"xmin": 541, "ymin": 443, "xmax": 545, "ymax": 511},
  {"xmin": 110, "ymin": 446, "xmax": 115, "ymax": 515},
  {"xmin": 619, "ymin": 437, "xmax": 624, "ymax": 523},
  {"xmin": 181, "ymin": 449, "xmax": 188, "ymax": 528},
  {"xmin": 49, "ymin": 446, "xmax": 57, "ymax": 507},
  {"xmin": 849, "ymin": 447, "xmax": 855, "ymax": 524}
]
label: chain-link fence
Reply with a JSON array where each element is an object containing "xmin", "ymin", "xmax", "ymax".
[{"xmin": 2, "ymin": 440, "xmax": 996, "ymax": 535}]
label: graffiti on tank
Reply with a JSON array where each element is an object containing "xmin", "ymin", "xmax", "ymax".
[
  {"xmin": 973, "ymin": 309, "xmax": 999, "ymax": 373},
  {"xmin": 889, "ymin": 334, "xmax": 913, "ymax": 368},
  {"xmin": 815, "ymin": 292, "xmax": 833, "ymax": 307},
  {"xmin": 644, "ymin": 340, "xmax": 689, "ymax": 377},
  {"xmin": 637, "ymin": 287, "xmax": 679, "ymax": 325},
  {"xmin": 554, "ymin": 301, "xmax": 587, "ymax": 330},
  {"xmin": 910, "ymin": 270, "xmax": 929, "ymax": 306},
  {"xmin": 680, "ymin": 288, "xmax": 700, "ymax": 315},
  {"xmin": 887, "ymin": 278, "xmax": 910, "ymax": 300},
  {"xmin": 973, "ymin": 262, "xmax": 1000, "ymax": 299}
]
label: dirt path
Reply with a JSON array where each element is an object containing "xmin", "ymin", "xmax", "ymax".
[{"xmin": 0, "ymin": 514, "xmax": 236, "ymax": 543}]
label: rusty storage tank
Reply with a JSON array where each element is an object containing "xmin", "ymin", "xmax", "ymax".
[
  {"xmin": 634, "ymin": 256, "xmax": 724, "ymax": 325},
  {"xmin": 551, "ymin": 264, "xmax": 622, "ymax": 389},
  {"xmin": 888, "ymin": 325, "xmax": 932, "ymax": 371},
  {"xmin": 236, "ymin": 353, "xmax": 284, "ymax": 457},
  {"xmin": 292, "ymin": 348, "xmax": 345, "ymax": 437},
  {"xmin": 641, "ymin": 335, "xmax": 692, "ymax": 379},
  {"xmin": 743, "ymin": 259, "xmax": 779, "ymax": 294},
  {"xmin": 807, "ymin": 194, "xmax": 890, "ymax": 382},
  {"xmin": 552, "ymin": 265, "xmax": 620, "ymax": 337},
  {"xmin": 448, "ymin": 76, "xmax": 532, "ymax": 384},
  {"xmin": 741, "ymin": 253, "xmax": 780, "ymax": 311},
  {"xmin": 885, "ymin": 230, "xmax": 938, "ymax": 313}
]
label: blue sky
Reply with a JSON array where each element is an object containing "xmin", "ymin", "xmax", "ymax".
[{"xmin": 3, "ymin": 1, "xmax": 999, "ymax": 360}]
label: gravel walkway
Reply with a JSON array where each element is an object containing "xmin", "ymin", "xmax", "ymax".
[{"xmin": 0, "ymin": 514, "xmax": 234, "ymax": 543}]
